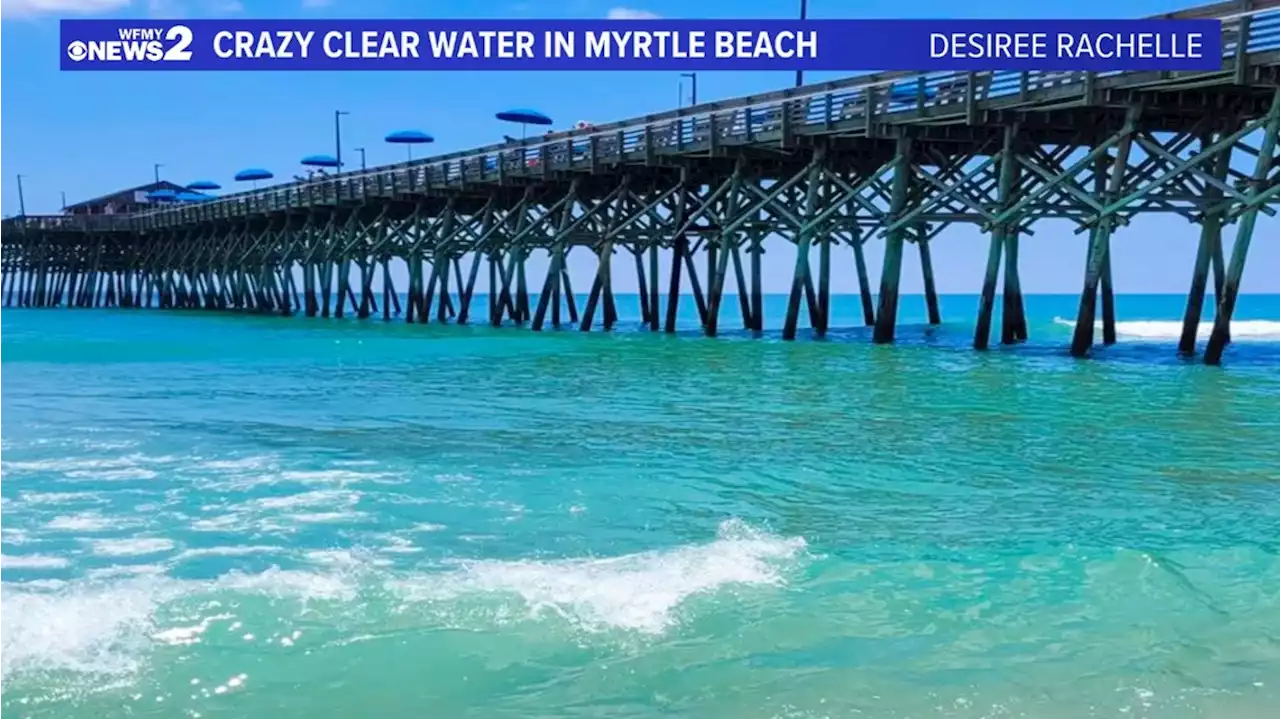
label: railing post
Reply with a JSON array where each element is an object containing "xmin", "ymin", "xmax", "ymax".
[
  {"xmin": 964, "ymin": 71, "xmax": 977, "ymax": 124},
  {"xmin": 1233, "ymin": 14, "xmax": 1253, "ymax": 85},
  {"xmin": 780, "ymin": 100, "xmax": 792, "ymax": 147}
]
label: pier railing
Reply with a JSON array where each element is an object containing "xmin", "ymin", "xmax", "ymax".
[
  {"xmin": 6, "ymin": 214, "xmax": 136, "ymax": 232},
  {"xmin": 5, "ymin": 0, "xmax": 1278, "ymax": 235}
]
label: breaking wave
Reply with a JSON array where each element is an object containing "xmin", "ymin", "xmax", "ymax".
[
  {"xmin": 1052, "ymin": 317, "xmax": 1280, "ymax": 341},
  {"xmin": 1, "ymin": 520, "xmax": 807, "ymax": 688}
]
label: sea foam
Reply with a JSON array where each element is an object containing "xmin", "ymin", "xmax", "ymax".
[
  {"xmin": 392, "ymin": 519, "xmax": 808, "ymax": 634},
  {"xmin": 0, "ymin": 520, "xmax": 805, "ymax": 687},
  {"xmin": 1053, "ymin": 317, "xmax": 1280, "ymax": 341}
]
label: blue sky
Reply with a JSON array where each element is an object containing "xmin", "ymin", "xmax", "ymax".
[{"xmin": 2, "ymin": 0, "xmax": 1276, "ymax": 294}]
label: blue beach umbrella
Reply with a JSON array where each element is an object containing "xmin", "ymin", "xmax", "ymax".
[
  {"xmin": 234, "ymin": 168, "xmax": 273, "ymax": 189},
  {"xmin": 175, "ymin": 191, "xmax": 212, "ymax": 202},
  {"xmin": 384, "ymin": 130, "xmax": 434, "ymax": 161},
  {"xmin": 495, "ymin": 108, "xmax": 553, "ymax": 140},
  {"xmin": 301, "ymin": 154, "xmax": 340, "ymax": 168},
  {"xmin": 186, "ymin": 180, "xmax": 221, "ymax": 191}
]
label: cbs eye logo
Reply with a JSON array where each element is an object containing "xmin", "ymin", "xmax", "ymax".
[{"xmin": 67, "ymin": 41, "xmax": 89, "ymax": 62}]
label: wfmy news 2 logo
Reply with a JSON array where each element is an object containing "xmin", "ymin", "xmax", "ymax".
[{"xmin": 65, "ymin": 25, "xmax": 193, "ymax": 63}]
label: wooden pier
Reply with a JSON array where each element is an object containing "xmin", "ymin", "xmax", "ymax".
[{"xmin": 4, "ymin": 0, "xmax": 1279, "ymax": 365}]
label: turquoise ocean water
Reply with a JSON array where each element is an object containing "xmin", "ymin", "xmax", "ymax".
[{"xmin": 3, "ymin": 293, "xmax": 1280, "ymax": 718}]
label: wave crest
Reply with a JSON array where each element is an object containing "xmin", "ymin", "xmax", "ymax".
[
  {"xmin": 394, "ymin": 518, "xmax": 808, "ymax": 634},
  {"xmin": 1052, "ymin": 317, "xmax": 1280, "ymax": 341}
]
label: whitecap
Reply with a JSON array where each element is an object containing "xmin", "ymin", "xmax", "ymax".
[
  {"xmin": 175, "ymin": 546, "xmax": 284, "ymax": 560},
  {"xmin": 2, "ymin": 454, "xmax": 174, "ymax": 477},
  {"xmin": 85, "ymin": 564, "xmax": 169, "ymax": 580},
  {"xmin": 0, "ymin": 576, "xmax": 179, "ymax": 682},
  {"xmin": 371, "ymin": 535, "xmax": 422, "ymax": 555},
  {"xmin": 152, "ymin": 614, "xmax": 234, "ymax": 647},
  {"xmin": 214, "ymin": 566, "xmax": 361, "ymax": 602},
  {"xmin": 88, "ymin": 538, "xmax": 176, "ymax": 558},
  {"xmin": 189, "ymin": 514, "xmax": 250, "ymax": 532},
  {"xmin": 1053, "ymin": 317, "xmax": 1280, "ymax": 341},
  {"xmin": 2, "ymin": 457, "xmax": 114, "ymax": 473},
  {"xmin": 1, "ymin": 554, "xmax": 71, "ymax": 570},
  {"xmin": 390, "ymin": 519, "xmax": 808, "ymax": 634},
  {"xmin": 279, "ymin": 469, "xmax": 386, "ymax": 484},
  {"xmin": 198, "ymin": 456, "xmax": 277, "ymax": 471},
  {"xmin": 250, "ymin": 489, "xmax": 361, "ymax": 511},
  {"xmin": 0, "ymin": 564, "xmax": 362, "ymax": 686},
  {"xmin": 19, "ymin": 491, "xmax": 105, "ymax": 506},
  {"xmin": 64, "ymin": 467, "xmax": 158, "ymax": 481},
  {"xmin": 303, "ymin": 549, "xmax": 395, "ymax": 568},
  {"xmin": 2, "ymin": 528, "xmax": 32, "ymax": 545},
  {"xmin": 47, "ymin": 512, "xmax": 134, "ymax": 533},
  {"xmin": 280, "ymin": 511, "xmax": 366, "ymax": 525}
]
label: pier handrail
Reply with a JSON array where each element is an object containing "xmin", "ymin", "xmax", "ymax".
[
  {"xmin": 6, "ymin": 0, "xmax": 1278, "ymax": 235},
  {"xmin": 4, "ymin": 214, "xmax": 136, "ymax": 232}
]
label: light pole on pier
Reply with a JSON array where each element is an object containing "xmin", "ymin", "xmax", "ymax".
[
  {"xmin": 16, "ymin": 174, "xmax": 27, "ymax": 216},
  {"xmin": 354, "ymin": 147, "xmax": 367, "ymax": 171},
  {"xmin": 795, "ymin": 0, "xmax": 808, "ymax": 87},
  {"xmin": 61, "ymin": 190, "xmax": 67, "ymax": 210},
  {"xmin": 153, "ymin": 163, "xmax": 163, "ymax": 184},
  {"xmin": 681, "ymin": 72, "xmax": 698, "ymax": 106},
  {"xmin": 334, "ymin": 110, "xmax": 350, "ymax": 170}
]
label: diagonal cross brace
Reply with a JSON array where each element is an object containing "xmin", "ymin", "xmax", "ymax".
[
  {"xmin": 1086, "ymin": 113, "xmax": 1277, "ymax": 226},
  {"xmin": 718, "ymin": 157, "xmax": 820, "ymax": 237},
  {"xmin": 884, "ymin": 138, "xmax": 1000, "ymax": 236},
  {"xmin": 986, "ymin": 107, "xmax": 1141, "ymax": 231},
  {"xmin": 805, "ymin": 160, "xmax": 899, "ymax": 236},
  {"xmin": 890, "ymin": 156, "xmax": 1002, "ymax": 235}
]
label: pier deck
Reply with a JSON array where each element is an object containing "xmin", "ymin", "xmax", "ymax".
[{"xmin": 4, "ymin": 0, "xmax": 1279, "ymax": 364}]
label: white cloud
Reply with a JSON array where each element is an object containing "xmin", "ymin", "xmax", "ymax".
[
  {"xmin": 607, "ymin": 7, "xmax": 660, "ymax": 19},
  {"xmin": 2, "ymin": 0, "xmax": 131, "ymax": 18}
]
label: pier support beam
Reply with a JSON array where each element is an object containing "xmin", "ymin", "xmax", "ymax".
[
  {"xmin": 532, "ymin": 183, "xmax": 580, "ymax": 331},
  {"xmin": 749, "ymin": 231, "xmax": 764, "ymax": 333},
  {"xmin": 1099, "ymin": 242, "xmax": 1117, "ymax": 346},
  {"xmin": 1205, "ymin": 90, "xmax": 1280, "ymax": 365},
  {"xmin": 582, "ymin": 188, "xmax": 629, "ymax": 332},
  {"xmin": 873, "ymin": 136, "xmax": 915, "ymax": 344},
  {"xmin": 849, "ymin": 224, "xmax": 874, "ymax": 327},
  {"xmin": 975, "ymin": 127, "xmax": 1019, "ymax": 349},
  {"xmin": 1001, "ymin": 225, "xmax": 1027, "ymax": 344},
  {"xmin": 784, "ymin": 151, "xmax": 827, "ymax": 340},
  {"xmin": 1178, "ymin": 133, "xmax": 1232, "ymax": 355},
  {"xmin": 706, "ymin": 163, "xmax": 745, "ymax": 338},
  {"xmin": 1071, "ymin": 109, "xmax": 1140, "ymax": 358},
  {"xmin": 916, "ymin": 224, "xmax": 941, "ymax": 326},
  {"xmin": 647, "ymin": 242, "xmax": 660, "ymax": 331},
  {"xmin": 664, "ymin": 236, "xmax": 685, "ymax": 333}
]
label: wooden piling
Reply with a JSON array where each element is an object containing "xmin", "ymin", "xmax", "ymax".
[
  {"xmin": 1205, "ymin": 90, "xmax": 1280, "ymax": 365},
  {"xmin": 873, "ymin": 136, "xmax": 915, "ymax": 344},
  {"xmin": 917, "ymin": 227, "xmax": 941, "ymax": 326},
  {"xmin": 1071, "ymin": 109, "xmax": 1139, "ymax": 358}
]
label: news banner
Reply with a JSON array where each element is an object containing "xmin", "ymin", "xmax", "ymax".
[{"xmin": 60, "ymin": 19, "xmax": 1222, "ymax": 72}]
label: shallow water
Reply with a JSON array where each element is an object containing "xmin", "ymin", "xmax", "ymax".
[{"xmin": 3, "ymin": 294, "xmax": 1279, "ymax": 718}]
